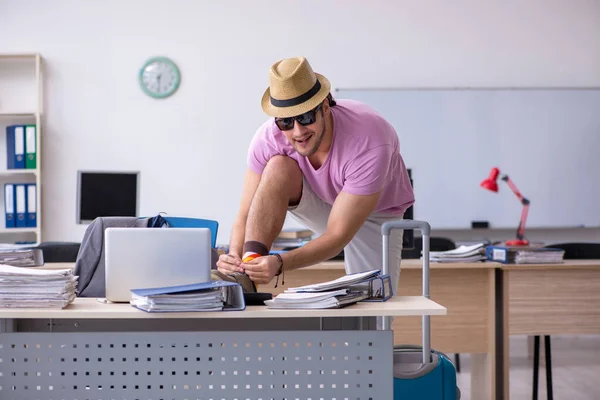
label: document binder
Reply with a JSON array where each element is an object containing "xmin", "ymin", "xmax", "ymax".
[
  {"xmin": 485, "ymin": 245, "xmax": 565, "ymax": 264},
  {"xmin": 4, "ymin": 184, "xmax": 15, "ymax": 228},
  {"xmin": 25, "ymin": 125, "xmax": 37, "ymax": 169},
  {"xmin": 26, "ymin": 184, "xmax": 36, "ymax": 227},
  {"xmin": 6, "ymin": 125, "xmax": 25, "ymax": 169},
  {"xmin": 349, "ymin": 274, "xmax": 393, "ymax": 302},
  {"xmin": 130, "ymin": 280, "xmax": 246, "ymax": 312},
  {"xmin": 15, "ymin": 184, "xmax": 27, "ymax": 228}
]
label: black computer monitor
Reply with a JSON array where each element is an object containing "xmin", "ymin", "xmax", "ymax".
[
  {"xmin": 402, "ymin": 168, "xmax": 415, "ymax": 249},
  {"xmin": 76, "ymin": 171, "xmax": 139, "ymax": 224}
]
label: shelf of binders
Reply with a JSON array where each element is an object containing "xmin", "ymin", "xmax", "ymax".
[
  {"xmin": 0, "ymin": 54, "xmax": 43, "ymax": 245},
  {"xmin": 0, "ymin": 227, "xmax": 38, "ymax": 234},
  {"xmin": 0, "ymin": 113, "xmax": 37, "ymax": 117},
  {"xmin": 0, "ymin": 169, "xmax": 39, "ymax": 176}
]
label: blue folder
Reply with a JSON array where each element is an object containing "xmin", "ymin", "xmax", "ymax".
[
  {"xmin": 350, "ymin": 274, "xmax": 394, "ymax": 302},
  {"xmin": 4, "ymin": 184, "xmax": 15, "ymax": 228},
  {"xmin": 131, "ymin": 280, "xmax": 246, "ymax": 312},
  {"xmin": 6, "ymin": 125, "xmax": 25, "ymax": 169},
  {"xmin": 14, "ymin": 184, "xmax": 27, "ymax": 228},
  {"xmin": 26, "ymin": 183, "xmax": 37, "ymax": 228}
]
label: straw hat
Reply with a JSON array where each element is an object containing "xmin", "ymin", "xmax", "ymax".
[{"xmin": 261, "ymin": 57, "xmax": 331, "ymax": 118}]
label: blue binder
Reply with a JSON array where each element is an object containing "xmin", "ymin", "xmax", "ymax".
[
  {"xmin": 26, "ymin": 183, "xmax": 37, "ymax": 227},
  {"xmin": 131, "ymin": 280, "xmax": 246, "ymax": 312},
  {"xmin": 6, "ymin": 125, "xmax": 25, "ymax": 169},
  {"xmin": 14, "ymin": 184, "xmax": 27, "ymax": 228},
  {"xmin": 4, "ymin": 184, "xmax": 15, "ymax": 228},
  {"xmin": 351, "ymin": 274, "xmax": 393, "ymax": 302}
]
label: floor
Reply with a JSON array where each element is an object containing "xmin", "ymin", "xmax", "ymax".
[{"xmin": 456, "ymin": 335, "xmax": 600, "ymax": 400}]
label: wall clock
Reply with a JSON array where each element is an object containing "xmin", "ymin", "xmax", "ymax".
[{"xmin": 139, "ymin": 56, "xmax": 181, "ymax": 98}]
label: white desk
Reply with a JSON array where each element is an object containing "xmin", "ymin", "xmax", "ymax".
[{"xmin": 0, "ymin": 296, "xmax": 445, "ymax": 399}]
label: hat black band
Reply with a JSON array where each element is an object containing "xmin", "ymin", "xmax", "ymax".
[{"xmin": 270, "ymin": 80, "xmax": 321, "ymax": 108}]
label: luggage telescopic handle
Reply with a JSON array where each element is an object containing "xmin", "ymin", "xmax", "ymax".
[{"xmin": 382, "ymin": 220, "xmax": 432, "ymax": 364}]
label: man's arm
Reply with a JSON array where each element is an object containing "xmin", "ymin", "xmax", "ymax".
[
  {"xmin": 280, "ymin": 190, "xmax": 381, "ymax": 270},
  {"xmin": 229, "ymin": 168, "xmax": 261, "ymax": 257}
]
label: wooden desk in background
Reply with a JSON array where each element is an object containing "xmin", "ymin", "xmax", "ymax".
[
  {"xmin": 499, "ymin": 261, "xmax": 600, "ymax": 399},
  {"xmin": 266, "ymin": 259, "xmax": 500, "ymax": 400},
  {"xmin": 267, "ymin": 259, "xmax": 600, "ymax": 400},
  {"xmin": 44, "ymin": 259, "xmax": 600, "ymax": 400}
]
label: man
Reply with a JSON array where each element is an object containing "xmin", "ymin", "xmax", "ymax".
[{"xmin": 216, "ymin": 56, "xmax": 414, "ymax": 293}]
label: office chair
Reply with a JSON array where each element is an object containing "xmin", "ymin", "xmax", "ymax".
[
  {"xmin": 33, "ymin": 242, "xmax": 81, "ymax": 263},
  {"xmin": 401, "ymin": 236, "xmax": 456, "ymax": 259},
  {"xmin": 545, "ymin": 242, "xmax": 600, "ymax": 259},
  {"xmin": 159, "ymin": 216, "xmax": 219, "ymax": 248},
  {"xmin": 529, "ymin": 242, "xmax": 600, "ymax": 400}
]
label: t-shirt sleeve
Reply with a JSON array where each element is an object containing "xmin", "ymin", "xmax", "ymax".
[
  {"xmin": 343, "ymin": 145, "xmax": 393, "ymax": 195},
  {"xmin": 247, "ymin": 123, "xmax": 282, "ymax": 175}
]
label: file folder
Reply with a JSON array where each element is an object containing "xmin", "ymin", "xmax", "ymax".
[
  {"xmin": 6, "ymin": 125, "xmax": 25, "ymax": 169},
  {"xmin": 26, "ymin": 184, "xmax": 36, "ymax": 227},
  {"xmin": 15, "ymin": 184, "xmax": 27, "ymax": 228},
  {"xmin": 485, "ymin": 245, "xmax": 565, "ymax": 264},
  {"xmin": 349, "ymin": 274, "xmax": 393, "ymax": 302},
  {"xmin": 130, "ymin": 280, "xmax": 246, "ymax": 312},
  {"xmin": 25, "ymin": 125, "xmax": 37, "ymax": 169},
  {"xmin": 4, "ymin": 184, "xmax": 15, "ymax": 228}
]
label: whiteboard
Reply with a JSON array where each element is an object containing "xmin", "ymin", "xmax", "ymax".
[{"xmin": 336, "ymin": 88, "xmax": 600, "ymax": 229}]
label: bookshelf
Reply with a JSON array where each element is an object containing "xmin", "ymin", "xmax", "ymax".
[{"xmin": 0, "ymin": 54, "xmax": 43, "ymax": 245}]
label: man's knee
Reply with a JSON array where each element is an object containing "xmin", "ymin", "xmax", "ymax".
[
  {"xmin": 262, "ymin": 156, "xmax": 303, "ymax": 200},
  {"xmin": 263, "ymin": 156, "xmax": 301, "ymax": 179}
]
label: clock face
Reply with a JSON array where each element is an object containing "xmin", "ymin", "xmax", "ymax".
[{"xmin": 139, "ymin": 57, "xmax": 181, "ymax": 98}]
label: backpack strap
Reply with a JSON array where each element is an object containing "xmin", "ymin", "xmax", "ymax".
[{"xmin": 148, "ymin": 213, "xmax": 169, "ymax": 228}]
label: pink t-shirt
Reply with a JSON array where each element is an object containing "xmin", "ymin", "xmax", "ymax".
[{"xmin": 247, "ymin": 99, "xmax": 415, "ymax": 215}]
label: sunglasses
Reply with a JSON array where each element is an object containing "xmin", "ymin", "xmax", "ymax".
[{"xmin": 274, "ymin": 103, "xmax": 323, "ymax": 131}]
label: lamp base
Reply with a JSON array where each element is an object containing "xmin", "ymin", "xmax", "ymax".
[{"xmin": 505, "ymin": 239, "xmax": 530, "ymax": 246}]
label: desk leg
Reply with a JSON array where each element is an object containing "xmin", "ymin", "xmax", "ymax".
[
  {"xmin": 471, "ymin": 268, "xmax": 498, "ymax": 400},
  {"xmin": 471, "ymin": 353, "xmax": 492, "ymax": 399},
  {"xmin": 495, "ymin": 268, "xmax": 510, "ymax": 400}
]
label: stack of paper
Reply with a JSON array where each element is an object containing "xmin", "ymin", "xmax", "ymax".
[
  {"xmin": 429, "ymin": 243, "xmax": 486, "ymax": 263},
  {"xmin": 0, "ymin": 264, "xmax": 77, "ymax": 308},
  {"xmin": 486, "ymin": 246, "xmax": 565, "ymax": 264},
  {"xmin": 265, "ymin": 270, "xmax": 379, "ymax": 309},
  {"xmin": 284, "ymin": 270, "xmax": 381, "ymax": 293},
  {"xmin": 265, "ymin": 289, "xmax": 368, "ymax": 309},
  {"xmin": 130, "ymin": 281, "xmax": 245, "ymax": 312},
  {"xmin": 513, "ymin": 249, "xmax": 565, "ymax": 264},
  {"xmin": 0, "ymin": 248, "xmax": 44, "ymax": 267}
]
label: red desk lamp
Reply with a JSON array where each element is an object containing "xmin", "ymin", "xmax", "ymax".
[{"xmin": 480, "ymin": 167, "xmax": 530, "ymax": 246}]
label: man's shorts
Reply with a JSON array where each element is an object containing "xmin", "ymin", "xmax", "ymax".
[{"xmin": 288, "ymin": 179, "xmax": 404, "ymax": 294}]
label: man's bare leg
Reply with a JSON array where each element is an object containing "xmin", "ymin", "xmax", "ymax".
[{"xmin": 243, "ymin": 155, "xmax": 303, "ymax": 259}]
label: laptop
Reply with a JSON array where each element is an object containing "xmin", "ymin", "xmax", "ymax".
[{"xmin": 105, "ymin": 228, "xmax": 212, "ymax": 303}]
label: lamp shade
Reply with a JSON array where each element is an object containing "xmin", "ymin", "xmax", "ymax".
[{"xmin": 481, "ymin": 167, "xmax": 500, "ymax": 192}]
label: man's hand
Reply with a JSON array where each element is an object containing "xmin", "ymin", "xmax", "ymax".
[
  {"xmin": 242, "ymin": 255, "xmax": 280, "ymax": 284},
  {"xmin": 216, "ymin": 253, "xmax": 243, "ymax": 275}
]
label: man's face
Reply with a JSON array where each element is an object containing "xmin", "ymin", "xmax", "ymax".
[{"xmin": 277, "ymin": 103, "xmax": 327, "ymax": 157}]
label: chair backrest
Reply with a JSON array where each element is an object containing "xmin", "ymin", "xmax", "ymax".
[
  {"xmin": 162, "ymin": 217, "xmax": 219, "ymax": 248},
  {"xmin": 35, "ymin": 242, "xmax": 81, "ymax": 263},
  {"xmin": 544, "ymin": 242, "xmax": 600, "ymax": 259},
  {"xmin": 401, "ymin": 236, "xmax": 456, "ymax": 259}
]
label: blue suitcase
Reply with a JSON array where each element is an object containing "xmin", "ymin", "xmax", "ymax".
[
  {"xmin": 381, "ymin": 220, "xmax": 460, "ymax": 400},
  {"xmin": 393, "ymin": 346, "xmax": 460, "ymax": 399}
]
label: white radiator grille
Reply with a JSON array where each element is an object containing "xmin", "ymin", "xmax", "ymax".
[{"xmin": 0, "ymin": 330, "xmax": 392, "ymax": 399}]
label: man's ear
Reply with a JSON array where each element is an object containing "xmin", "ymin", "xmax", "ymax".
[{"xmin": 322, "ymin": 98, "xmax": 331, "ymax": 116}]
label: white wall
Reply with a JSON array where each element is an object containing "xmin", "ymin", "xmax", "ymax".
[{"xmin": 1, "ymin": 0, "xmax": 599, "ymax": 245}]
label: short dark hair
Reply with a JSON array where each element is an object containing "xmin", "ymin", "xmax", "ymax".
[{"xmin": 326, "ymin": 93, "xmax": 337, "ymax": 107}]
